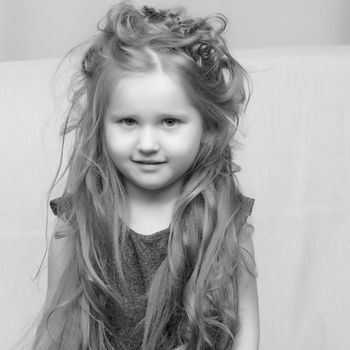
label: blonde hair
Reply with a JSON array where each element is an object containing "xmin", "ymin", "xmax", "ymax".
[{"xmin": 32, "ymin": 1, "xmax": 256, "ymax": 349}]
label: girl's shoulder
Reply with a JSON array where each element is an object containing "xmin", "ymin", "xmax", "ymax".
[{"xmin": 49, "ymin": 193, "xmax": 255, "ymax": 230}]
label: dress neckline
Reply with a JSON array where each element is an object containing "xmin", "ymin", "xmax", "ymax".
[{"xmin": 127, "ymin": 225, "xmax": 170, "ymax": 240}]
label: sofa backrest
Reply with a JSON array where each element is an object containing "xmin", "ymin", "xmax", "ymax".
[{"xmin": 1, "ymin": 46, "xmax": 350, "ymax": 350}]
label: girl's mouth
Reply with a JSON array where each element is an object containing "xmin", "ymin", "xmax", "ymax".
[
  {"xmin": 134, "ymin": 161, "xmax": 166, "ymax": 170},
  {"xmin": 133, "ymin": 160, "xmax": 166, "ymax": 164}
]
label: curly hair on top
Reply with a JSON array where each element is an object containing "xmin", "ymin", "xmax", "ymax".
[{"xmin": 32, "ymin": 1, "xmax": 256, "ymax": 349}]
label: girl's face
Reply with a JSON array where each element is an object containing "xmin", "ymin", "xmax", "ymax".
[{"xmin": 103, "ymin": 70, "xmax": 203, "ymax": 196}]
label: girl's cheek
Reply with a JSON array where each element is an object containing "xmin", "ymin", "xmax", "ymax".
[{"xmin": 111, "ymin": 134, "xmax": 135, "ymax": 151}]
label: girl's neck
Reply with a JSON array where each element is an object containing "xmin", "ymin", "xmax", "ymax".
[
  {"xmin": 122, "ymin": 180, "xmax": 183, "ymax": 234},
  {"xmin": 124, "ymin": 179, "xmax": 183, "ymax": 210}
]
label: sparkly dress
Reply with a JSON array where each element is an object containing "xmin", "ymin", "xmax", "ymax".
[{"xmin": 50, "ymin": 195, "xmax": 255, "ymax": 349}]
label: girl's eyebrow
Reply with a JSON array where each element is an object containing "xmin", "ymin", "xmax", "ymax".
[
  {"xmin": 110, "ymin": 112, "xmax": 189, "ymax": 119},
  {"xmin": 158, "ymin": 113, "xmax": 189, "ymax": 119}
]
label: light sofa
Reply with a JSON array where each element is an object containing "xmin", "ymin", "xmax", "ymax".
[{"xmin": 1, "ymin": 46, "xmax": 349, "ymax": 350}]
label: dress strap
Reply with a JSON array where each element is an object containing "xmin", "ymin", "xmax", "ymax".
[
  {"xmin": 49, "ymin": 197, "xmax": 60, "ymax": 216},
  {"xmin": 236, "ymin": 195, "xmax": 255, "ymax": 231},
  {"xmin": 49, "ymin": 196, "xmax": 72, "ymax": 217}
]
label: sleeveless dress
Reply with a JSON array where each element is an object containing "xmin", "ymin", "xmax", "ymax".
[{"xmin": 50, "ymin": 195, "xmax": 255, "ymax": 349}]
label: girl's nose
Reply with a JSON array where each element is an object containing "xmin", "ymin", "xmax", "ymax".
[{"xmin": 136, "ymin": 127, "xmax": 160, "ymax": 153}]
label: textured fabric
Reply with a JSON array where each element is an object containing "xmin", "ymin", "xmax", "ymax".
[{"xmin": 50, "ymin": 195, "xmax": 254, "ymax": 349}]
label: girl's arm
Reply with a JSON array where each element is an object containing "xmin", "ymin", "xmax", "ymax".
[
  {"xmin": 34, "ymin": 218, "xmax": 75, "ymax": 349},
  {"xmin": 47, "ymin": 218, "xmax": 75, "ymax": 305},
  {"xmin": 234, "ymin": 225, "xmax": 260, "ymax": 350}
]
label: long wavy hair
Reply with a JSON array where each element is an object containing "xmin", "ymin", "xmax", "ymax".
[{"xmin": 32, "ymin": 1, "xmax": 256, "ymax": 349}]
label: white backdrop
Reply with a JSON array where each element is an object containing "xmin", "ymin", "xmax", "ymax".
[{"xmin": 1, "ymin": 0, "xmax": 350, "ymax": 61}]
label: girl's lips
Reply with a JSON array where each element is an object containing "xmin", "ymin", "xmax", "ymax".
[
  {"xmin": 134, "ymin": 162, "xmax": 166, "ymax": 171},
  {"xmin": 133, "ymin": 161, "xmax": 166, "ymax": 164}
]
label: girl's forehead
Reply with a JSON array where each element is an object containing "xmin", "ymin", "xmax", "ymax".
[
  {"xmin": 113, "ymin": 70, "xmax": 180, "ymax": 89},
  {"xmin": 106, "ymin": 70, "xmax": 200, "ymax": 118},
  {"xmin": 110, "ymin": 70, "xmax": 186, "ymax": 101}
]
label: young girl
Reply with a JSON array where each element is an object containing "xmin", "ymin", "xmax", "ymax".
[{"xmin": 32, "ymin": 1, "xmax": 259, "ymax": 349}]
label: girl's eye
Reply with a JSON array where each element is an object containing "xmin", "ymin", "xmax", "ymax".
[
  {"xmin": 119, "ymin": 118, "xmax": 180, "ymax": 127},
  {"xmin": 163, "ymin": 118, "xmax": 179, "ymax": 127},
  {"xmin": 120, "ymin": 118, "xmax": 136, "ymax": 126}
]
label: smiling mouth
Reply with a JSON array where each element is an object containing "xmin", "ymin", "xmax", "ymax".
[{"xmin": 134, "ymin": 161, "xmax": 165, "ymax": 164}]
